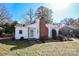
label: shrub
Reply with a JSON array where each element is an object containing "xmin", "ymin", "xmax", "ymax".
[
  {"xmin": 1, "ymin": 33, "xmax": 12, "ymax": 37},
  {"xmin": 68, "ymin": 38, "xmax": 74, "ymax": 41},
  {"xmin": 40, "ymin": 37, "xmax": 46, "ymax": 43},
  {"xmin": 73, "ymin": 29, "xmax": 79, "ymax": 38},
  {"xmin": 64, "ymin": 37, "xmax": 68, "ymax": 41},
  {"xmin": 11, "ymin": 36, "xmax": 15, "ymax": 41},
  {"xmin": 0, "ymin": 30, "xmax": 3, "ymax": 37},
  {"xmin": 58, "ymin": 34, "xmax": 64, "ymax": 41}
]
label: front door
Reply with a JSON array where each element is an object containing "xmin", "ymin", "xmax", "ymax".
[{"xmin": 52, "ymin": 29, "xmax": 57, "ymax": 40}]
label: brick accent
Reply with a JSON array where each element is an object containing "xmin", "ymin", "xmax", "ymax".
[{"xmin": 39, "ymin": 17, "xmax": 48, "ymax": 39}]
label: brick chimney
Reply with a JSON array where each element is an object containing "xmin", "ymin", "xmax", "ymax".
[{"xmin": 39, "ymin": 17, "xmax": 48, "ymax": 39}]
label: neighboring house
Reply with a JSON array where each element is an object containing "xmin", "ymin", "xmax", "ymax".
[
  {"xmin": 15, "ymin": 17, "xmax": 59, "ymax": 40},
  {"xmin": 71, "ymin": 24, "xmax": 79, "ymax": 38},
  {"xmin": 59, "ymin": 25, "xmax": 78, "ymax": 37}
]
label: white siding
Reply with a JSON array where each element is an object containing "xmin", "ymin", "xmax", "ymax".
[
  {"xmin": 15, "ymin": 20, "xmax": 40, "ymax": 40},
  {"xmin": 15, "ymin": 20, "xmax": 60, "ymax": 40},
  {"xmin": 46, "ymin": 24, "xmax": 59, "ymax": 38},
  {"xmin": 15, "ymin": 27, "xmax": 28, "ymax": 39},
  {"xmin": 48, "ymin": 28, "xmax": 52, "ymax": 38}
]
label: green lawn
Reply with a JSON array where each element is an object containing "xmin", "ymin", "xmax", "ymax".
[{"xmin": 0, "ymin": 39, "xmax": 79, "ymax": 56}]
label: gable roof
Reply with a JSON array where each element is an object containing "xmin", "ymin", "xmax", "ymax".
[
  {"xmin": 46, "ymin": 23, "xmax": 60, "ymax": 29},
  {"xmin": 60, "ymin": 25, "xmax": 78, "ymax": 30}
]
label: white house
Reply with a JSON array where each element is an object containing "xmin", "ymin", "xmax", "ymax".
[{"xmin": 15, "ymin": 17, "xmax": 60, "ymax": 40}]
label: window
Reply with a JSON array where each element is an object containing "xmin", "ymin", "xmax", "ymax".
[
  {"xmin": 29, "ymin": 28, "xmax": 36, "ymax": 38},
  {"xmin": 19, "ymin": 30, "xmax": 22, "ymax": 34},
  {"xmin": 30, "ymin": 30, "xmax": 34, "ymax": 37}
]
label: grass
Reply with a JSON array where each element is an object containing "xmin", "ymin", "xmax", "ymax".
[{"xmin": 0, "ymin": 39, "xmax": 79, "ymax": 56}]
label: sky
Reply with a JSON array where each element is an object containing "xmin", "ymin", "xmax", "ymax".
[
  {"xmin": 0, "ymin": 3, "xmax": 79, "ymax": 23},
  {"xmin": 50, "ymin": 3, "xmax": 79, "ymax": 23}
]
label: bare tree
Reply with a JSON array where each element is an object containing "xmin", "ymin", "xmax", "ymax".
[
  {"xmin": 0, "ymin": 5, "xmax": 11, "ymax": 25},
  {"xmin": 35, "ymin": 6, "xmax": 53, "ymax": 23},
  {"xmin": 60, "ymin": 18, "xmax": 75, "ymax": 25},
  {"xmin": 72, "ymin": 18, "xmax": 79, "ymax": 28},
  {"xmin": 23, "ymin": 8, "xmax": 34, "ymax": 24}
]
